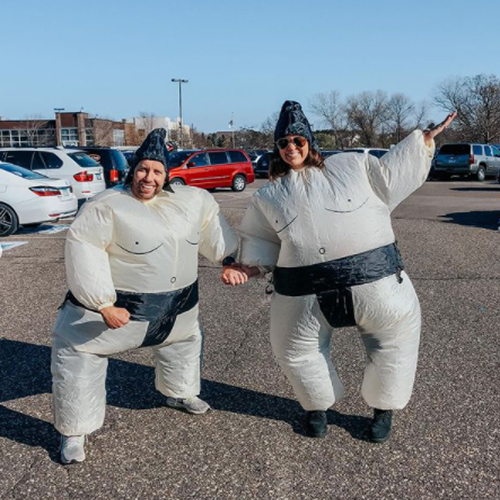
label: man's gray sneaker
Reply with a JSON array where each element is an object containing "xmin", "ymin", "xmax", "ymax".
[
  {"xmin": 60, "ymin": 435, "xmax": 86, "ymax": 464},
  {"xmin": 166, "ymin": 396, "xmax": 210, "ymax": 415}
]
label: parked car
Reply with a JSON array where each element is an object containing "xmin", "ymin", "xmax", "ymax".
[
  {"xmin": 69, "ymin": 146, "xmax": 129, "ymax": 187},
  {"xmin": 253, "ymin": 151, "xmax": 272, "ymax": 178},
  {"xmin": 0, "ymin": 148, "xmax": 106, "ymax": 200},
  {"xmin": 0, "ymin": 162, "xmax": 77, "ymax": 236},
  {"xmin": 433, "ymin": 143, "xmax": 500, "ymax": 181},
  {"xmin": 343, "ymin": 148, "xmax": 389, "ymax": 158},
  {"xmin": 121, "ymin": 150, "xmax": 136, "ymax": 167},
  {"xmin": 167, "ymin": 149, "xmax": 255, "ymax": 191},
  {"xmin": 321, "ymin": 150, "xmax": 342, "ymax": 158},
  {"xmin": 247, "ymin": 149, "xmax": 268, "ymax": 163}
]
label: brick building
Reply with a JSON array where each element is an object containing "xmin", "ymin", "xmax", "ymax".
[{"xmin": 0, "ymin": 111, "xmax": 137, "ymax": 148}]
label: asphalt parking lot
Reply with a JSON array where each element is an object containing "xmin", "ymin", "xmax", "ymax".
[{"xmin": 0, "ymin": 178, "xmax": 499, "ymax": 500}]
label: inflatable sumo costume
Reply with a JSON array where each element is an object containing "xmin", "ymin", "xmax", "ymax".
[
  {"xmin": 52, "ymin": 129, "xmax": 238, "ymax": 446},
  {"xmin": 238, "ymin": 101, "xmax": 435, "ymax": 440}
]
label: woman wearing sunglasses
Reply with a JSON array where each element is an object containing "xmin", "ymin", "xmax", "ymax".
[{"xmin": 223, "ymin": 100, "xmax": 456, "ymax": 442}]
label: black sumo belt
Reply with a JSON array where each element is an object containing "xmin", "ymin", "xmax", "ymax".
[
  {"xmin": 272, "ymin": 243, "xmax": 404, "ymax": 328},
  {"xmin": 65, "ymin": 280, "xmax": 199, "ymax": 347}
]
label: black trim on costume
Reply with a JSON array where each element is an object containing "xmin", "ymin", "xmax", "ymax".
[
  {"xmin": 272, "ymin": 243, "xmax": 404, "ymax": 328},
  {"xmin": 64, "ymin": 281, "xmax": 199, "ymax": 347}
]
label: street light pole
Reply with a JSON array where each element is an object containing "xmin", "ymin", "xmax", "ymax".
[{"xmin": 171, "ymin": 78, "xmax": 188, "ymax": 148}]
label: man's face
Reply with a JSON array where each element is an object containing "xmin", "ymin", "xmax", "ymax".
[{"xmin": 131, "ymin": 160, "xmax": 167, "ymax": 200}]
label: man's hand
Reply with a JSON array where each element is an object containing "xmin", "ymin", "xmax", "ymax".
[
  {"xmin": 100, "ymin": 306, "xmax": 130, "ymax": 329},
  {"xmin": 221, "ymin": 263, "xmax": 260, "ymax": 286},
  {"xmin": 423, "ymin": 110, "xmax": 457, "ymax": 146}
]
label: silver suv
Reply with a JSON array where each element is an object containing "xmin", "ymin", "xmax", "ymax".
[{"xmin": 433, "ymin": 143, "xmax": 500, "ymax": 181}]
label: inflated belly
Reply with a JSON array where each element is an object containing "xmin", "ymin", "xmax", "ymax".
[{"xmin": 276, "ymin": 209, "xmax": 396, "ymax": 267}]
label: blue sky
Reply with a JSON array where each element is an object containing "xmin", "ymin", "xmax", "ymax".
[{"xmin": 1, "ymin": 0, "xmax": 499, "ymax": 132}]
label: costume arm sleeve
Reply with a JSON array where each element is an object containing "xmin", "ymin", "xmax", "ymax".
[
  {"xmin": 65, "ymin": 202, "xmax": 115, "ymax": 311},
  {"xmin": 198, "ymin": 192, "xmax": 238, "ymax": 264},
  {"xmin": 238, "ymin": 197, "xmax": 281, "ymax": 270},
  {"xmin": 366, "ymin": 130, "xmax": 435, "ymax": 211}
]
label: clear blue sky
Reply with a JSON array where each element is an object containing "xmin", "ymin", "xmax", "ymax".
[{"xmin": 1, "ymin": 0, "xmax": 499, "ymax": 132}]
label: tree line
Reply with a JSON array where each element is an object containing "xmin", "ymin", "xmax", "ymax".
[{"xmin": 209, "ymin": 73, "xmax": 500, "ymax": 151}]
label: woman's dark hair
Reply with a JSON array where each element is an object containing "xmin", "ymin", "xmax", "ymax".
[
  {"xmin": 268, "ymin": 142, "xmax": 324, "ymax": 180},
  {"xmin": 124, "ymin": 160, "xmax": 173, "ymax": 192}
]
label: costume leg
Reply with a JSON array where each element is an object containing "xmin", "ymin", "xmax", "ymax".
[
  {"xmin": 153, "ymin": 306, "xmax": 202, "ymax": 398},
  {"xmin": 51, "ymin": 332, "xmax": 108, "ymax": 436},
  {"xmin": 353, "ymin": 272, "xmax": 421, "ymax": 410},
  {"xmin": 270, "ymin": 293, "xmax": 344, "ymax": 411}
]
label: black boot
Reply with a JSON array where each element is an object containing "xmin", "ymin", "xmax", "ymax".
[
  {"xmin": 370, "ymin": 409, "xmax": 393, "ymax": 443},
  {"xmin": 305, "ymin": 411, "xmax": 328, "ymax": 438}
]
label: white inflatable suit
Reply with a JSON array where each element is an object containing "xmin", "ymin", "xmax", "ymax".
[
  {"xmin": 52, "ymin": 186, "xmax": 238, "ymax": 436},
  {"xmin": 239, "ymin": 131, "xmax": 434, "ymax": 411}
]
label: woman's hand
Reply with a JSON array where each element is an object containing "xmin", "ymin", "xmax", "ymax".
[
  {"xmin": 221, "ymin": 263, "xmax": 260, "ymax": 286},
  {"xmin": 100, "ymin": 306, "xmax": 130, "ymax": 329},
  {"xmin": 423, "ymin": 110, "xmax": 457, "ymax": 147}
]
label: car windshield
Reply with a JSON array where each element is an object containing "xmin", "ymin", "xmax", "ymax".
[
  {"xmin": 168, "ymin": 151, "xmax": 196, "ymax": 167},
  {"xmin": 0, "ymin": 163, "xmax": 48, "ymax": 179},
  {"xmin": 68, "ymin": 152, "xmax": 101, "ymax": 167},
  {"xmin": 109, "ymin": 150, "xmax": 129, "ymax": 171},
  {"xmin": 439, "ymin": 144, "xmax": 470, "ymax": 155}
]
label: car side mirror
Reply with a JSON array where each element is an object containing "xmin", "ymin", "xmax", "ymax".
[{"xmin": 187, "ymin": 161, "xmax": 196, "ymax": 168}]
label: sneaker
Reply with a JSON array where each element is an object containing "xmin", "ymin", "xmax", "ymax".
[
  {"xmin": 166, "ymin": 396, "xmax": 211, "ymax": 415},
  {"xmin": 60, "ymin": 435, "xmax": 86, "ymax": 464},
  {"xmin": 305, "ymin": 410, "xmax": 328, "ymax": 438},
  {"xmin": 370, "ymin": 409, "xmax": 393, "ymax": 443}
]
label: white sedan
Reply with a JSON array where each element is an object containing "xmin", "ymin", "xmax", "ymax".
[{"xmin": 0, "ymin": 162, "xmax": 78, "ymax": 237}]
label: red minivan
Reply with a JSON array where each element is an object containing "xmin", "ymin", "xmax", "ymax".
[{"xmin": 167, "ymin": 149, "xmax": 255, "ymax": 191}]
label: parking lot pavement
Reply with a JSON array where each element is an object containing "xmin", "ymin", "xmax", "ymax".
[{"xmin": 0, "ymin": 180, "xmax": 499, "ymax": 499}]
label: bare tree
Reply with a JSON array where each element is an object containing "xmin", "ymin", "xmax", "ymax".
[
  {"xmin": 16, "ymin": 114, "xmax": 55, "ymax": 146},
  {"xmin": 434, "ymin": 74, "xmax": 500, "ymax": 143},
  {"xmin": 88, "ymin": 118, "xmax": 116, "ymax": 146},
  {"xmin": 345, "ymin": 91, "xmax": 389, "ymax": 147},
  {"xmin": 260, "ymin": 112, "xmax": 279, "ymax": 148},
  {"xmin": 309, "ymin": 91, "xmax": 349, "ymax": 148},
  {"xmin": 413, "ymin": 100, "xmax": 429, "ymax": 129},
  {"xmin": 137, "ymin": 111, "xmax": 160, "ymax": 135},
  {"xmin": 386, "ymin": 93, "xmax": 415, "ymax": 143}
]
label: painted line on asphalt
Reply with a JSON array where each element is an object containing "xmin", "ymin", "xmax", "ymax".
[{"xmin": 0, "ymin": 241, "xmax": 28, "ymax": 252}]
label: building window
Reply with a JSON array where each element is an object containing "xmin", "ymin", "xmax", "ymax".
[
  {"xmin": 85, "ymin": 128, "xmax": 95, "ymax": 146},
  {"xmin": 113, "ymin": 129, "xmax": 125, "ymax": 146},
  {"xmin": 61, "ymin": 127, "xmax": 79, "ymax": 146}
]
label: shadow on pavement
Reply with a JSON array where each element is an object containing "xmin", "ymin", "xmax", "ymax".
[
  {"xmin": 0, "ymin": 338, "xmax": 370, "ymax": 459},
  {"xmin": 439, "ymin": 211, "xmax": 500, "ymax": 229},
  {"xmin": 450, "ymin": 186, "xmax": 500, "ymax": 192}
]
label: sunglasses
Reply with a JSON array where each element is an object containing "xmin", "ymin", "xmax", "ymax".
[{"xmin": 276, "ymin": 136, "xmax": 308, "ymax": 150}]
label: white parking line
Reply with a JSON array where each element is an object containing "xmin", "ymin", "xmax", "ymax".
[{"xmin": 0, "ymin": 241, "xmax": 28, "ymax": 252}]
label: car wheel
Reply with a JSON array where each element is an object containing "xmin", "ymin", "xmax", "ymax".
[
  {"xmin": 0, "ymin": 203, "xmax": 19, "ymax": 237},
  {"xmin": 170, "ymin": 178, "xmax": 185, "ymax": 186},
  {"xmin": 476, "ymin": 165, "xmax": 486, "ymax": 182},
  {"xmin": 231, "ymin": 174, "xmax": 246, "ymax": 192}
]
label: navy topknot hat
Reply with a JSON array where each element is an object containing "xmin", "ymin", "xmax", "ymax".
[
  {"xmin": 125, "ymin": 128, "xmax": 174, "ymax": 192},
  {"xmin": 274, "ymin": 100, "xmax": 320, "ymax": 153},
  {"xmin": 132, "ymin": 128, "xmax": 169, "ymax": 168}
]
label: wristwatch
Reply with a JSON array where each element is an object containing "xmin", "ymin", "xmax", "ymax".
[{"xmin": 222, "ymin": 256, "xmax": 236, "ymax": 267}]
